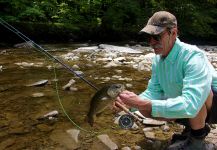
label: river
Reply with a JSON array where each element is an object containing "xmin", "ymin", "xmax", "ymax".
[{"xmin": 0, "ymin": 43, "xmax": 216, "ymax": 150}]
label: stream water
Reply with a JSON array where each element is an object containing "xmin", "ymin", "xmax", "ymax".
[{"xmin": 0, "ymin": 44, "xmax": 181, "ymax": 150}]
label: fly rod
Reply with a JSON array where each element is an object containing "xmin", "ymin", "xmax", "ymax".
[
  {"xmin": 0, "ymin": 19, "xmax": 140, "ymax": 127},
  {"xmin": 0, "ymin": 18, "xmax": 99, "ymax": 91}
]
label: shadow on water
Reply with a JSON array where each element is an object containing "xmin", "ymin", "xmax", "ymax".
[{"xmin": 0, "ymin": 45, "xmax": 177, "ymax": 150}]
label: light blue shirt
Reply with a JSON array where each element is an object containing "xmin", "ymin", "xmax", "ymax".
[{"xmin": 139, "ymin": 38, "xmax": 217, "ymax": 118}]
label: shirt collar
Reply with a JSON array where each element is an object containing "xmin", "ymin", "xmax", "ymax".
[{"xmin": 161, "ymin": 38, "xmax": 181, "ymax": 63}]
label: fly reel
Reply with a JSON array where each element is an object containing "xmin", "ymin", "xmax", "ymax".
[{"xmin": 118, "ymin": 114, "xmax": 134, "ymax": 129}]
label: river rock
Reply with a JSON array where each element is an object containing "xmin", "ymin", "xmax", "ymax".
[
  {"xmin": 37, "ymin": 110, "xmax": 59, "ymax": 121},
  {"xmin": 14, "ymin": 41, "xmax": 34, "ymax": 48},
  {"xmin": 26, "ymin": 79, "xmax": 48, "ymax": 87},
  {"xmin": 144, "ymin": 132, "xmax": 155, "ymax": 140},
  {"xmin": 142, "ymin": 118, "xmax": 166, "ymax": 126},
  {"xmin": 74, "ymin": 46, "xmax": 99, "ymax": 52},
  {"xmin": 62, "ymin": 79, "xmax": 76, "ymax": 90},
  {"xmin": 36, "ymin": 124, "xmax": 54, "ymax": 132},
  {"xmin": 121, "ymin": 146, "xmax": 131, "ymax": 150},
  {"xmin": 15, "ymin": 62, "xmax": 34, "ymax": 67},
  {"xmin": 66, "ymin": 129, "xmax": 80, "ymax": 143},
  {"xmin": 50, "ymin": 129, "xmax": 80, "ymax": 149},
  {"xmin": 132, "ymin": 145, "xmax": 142, "ymax": 150},
  {"xmin": 32, "ymin": 92, "xmax": 44, "ymax": 97},
  {"xmin": 143, "ymin": 127, "xmax": 154, "ymax": 132},
  {"xmin": 104, "ymin": 61, "xmax": 119, "ymax": 68},
  {"xmin": 99, "ymin": 44, "xmax": 142, "ymax": 54},
  {"xmin": 97, "ymin": 134, "xmax": 118, "ymax": 150},
  {"xmin": 161, "ymin": 124, "xmax": 170, "ymax": 132}
]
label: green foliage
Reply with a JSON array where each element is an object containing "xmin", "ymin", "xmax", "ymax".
[
  {"xmin": 0, "ymin": 0, "xmax": 216, "ymax": 41},
  {"xmin": 102, "ymin": 0, "xmax": 143, "ymax": 32}
]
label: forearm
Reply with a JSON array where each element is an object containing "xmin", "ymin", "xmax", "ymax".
[{"xmin": 136, "ymin": 99, "xmax": 152, "ymax": 118}]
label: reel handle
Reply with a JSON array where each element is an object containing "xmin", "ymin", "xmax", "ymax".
[{"xmin": 115, "ymin": 101, "xmax": 143, "ymax": 123}]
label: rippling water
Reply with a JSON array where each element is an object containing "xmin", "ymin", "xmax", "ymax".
[{"xmin": 0, "ymin": 44, "xmax": 177, "ymax": 150}]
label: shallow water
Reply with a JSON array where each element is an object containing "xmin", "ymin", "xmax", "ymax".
[{"xmin": 0, "ymin": 44, "xmax": 178, "ymax": 150}]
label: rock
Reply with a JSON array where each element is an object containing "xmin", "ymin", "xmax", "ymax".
[
  {"xmin": 142, "ymin": 118, "xmax": 166, "ymax": 126},
  {"xmin": 74, "ymin": 71, "xmax": 84, "ymax": 76},
  {"xmin": 132, "ymin": 145, "xmax": 142, "ymax": 150},
  {"xmin": 121, "ymin": 146, "xmax": 131, "ymax": 150},
  {"xmin": 37, "ymin": 110, "xmax": 59, "ymax": 121},
  {"xmin": 72, "ymin": 64, "xmax": 80, "ymax": 69},
  {"xmin": 32, "ymin": 92, "xmax": 44, "ymax": 97},
  {"xmin": 131, "ymin": 123, "xmax": 139, "ymax": 130},
  {"xmin": 26, "ymin": 80, "xmax": 48, "ymax": 87},
  {"xmin": 66, "ymin": 129, "xmax": 80, "ymax": 143},
  {"xmin": 15, "ymin": 62, "xmax": 34, "ymax": 67},
  {"xmin": 70, "ymin": 87, "xmax": 78, "ymax": 91},
  {"xmin": 99, "ymin": 44, "xmax": 142, "ymax": 54},
  {"xmin": 36, "ymin": 124, "xmax": 54, "ymax": 132},
  {"xmin": 74, "ymin": 46, "xmax": 99, "ymax": 52},
  {"xmin": 115, "ymin": 69, "xmax": 123, "ymax": 73},
  {"xmin": 161, "ymin": 125, "xmax": 170, "ymax": 132},
  {"xmin": 61, "ymin": 52, "xmax": 80, "ymax": 61},
  {"xmin": 210, "ymin": 124, "xmax": 217, "ymax": 129},
  {"xmin": 143, "ymin": 127, "xmax": 154, "ymax": 132},
  {"xmin": 144, "ymin": 132, "xmax": 155, "ymax": 140},
  {"xmin": 50, "ymin": 129, "xmax": 80, "ymax": 149},
  {"xmin": 14, "ymin": 41, "xmax": 34, "ymax": 48},
  {"xmin": 97, "ymin": 134, "xmax": 118, "ymax": 150},
  {"xmin": 125, "ymin": 83, "xmax": 133, "ymax": 88},
  {"xmin": 104, "ymin": 61, "xmax": 119, "ymax": 68},
  {"xmin": 62, "ymin": 79, "xmax": 76, "ymax": 90}
]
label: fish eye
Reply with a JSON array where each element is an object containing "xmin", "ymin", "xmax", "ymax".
[{"xmin": 115, "ymin": 84, "xmax": 121, "ymax": 88}]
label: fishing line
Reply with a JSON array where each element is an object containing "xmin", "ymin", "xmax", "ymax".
[
  {"xmin": 0, "ymin": 18, "xmax": 99, "ymax": 133},
  {"xmin": 53, "ymin": 64, "xmax": 99, "ymax": 134}
]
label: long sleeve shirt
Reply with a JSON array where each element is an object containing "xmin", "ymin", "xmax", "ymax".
[{"xmin": 139, "ymin": 38, "xmax": 217, "ymax": 118}]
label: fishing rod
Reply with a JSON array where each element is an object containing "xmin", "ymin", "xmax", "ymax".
[
  {"xmin": 0, "ymin": 18, "xmax": 99, "ymax": 91},
  {"xmin": 0, "ymin": 18, "xmax": 141, "ymax": 129}
]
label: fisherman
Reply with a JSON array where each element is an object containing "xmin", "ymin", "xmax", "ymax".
[{"xmin": 114, "ymin": 11, "xmax": 217, "ymax": 150}]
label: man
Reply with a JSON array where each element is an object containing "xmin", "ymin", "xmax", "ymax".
[{"xmin": 115, "ymin": 11, "xmax": 217, "ymax": 150}]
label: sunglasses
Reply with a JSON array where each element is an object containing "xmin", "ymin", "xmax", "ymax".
[
  {"xmin": 147, "ymin": 34, "xmax": 161, "ymax": 41},
  {"xmin": 147, "ymin": 31, "xmax": 168, "ymax": 41}
]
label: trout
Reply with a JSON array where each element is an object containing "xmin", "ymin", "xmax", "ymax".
[{"xmin": 87, "ymin": 84, "xmax": 125, "ymax": 126}]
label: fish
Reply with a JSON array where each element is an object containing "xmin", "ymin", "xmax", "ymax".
[{"xmin": 87, "ymin": 84, "xmax": 125, "ymax": 126}]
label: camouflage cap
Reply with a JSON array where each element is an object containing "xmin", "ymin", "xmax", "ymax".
[{"xmin": 140, "ymin": 11, "xmax": 177, "ymax": 35}]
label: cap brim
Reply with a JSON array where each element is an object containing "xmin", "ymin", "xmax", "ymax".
[{"xmin": 140, "ymin": 25, "xmax": 165, "ymax": 35}]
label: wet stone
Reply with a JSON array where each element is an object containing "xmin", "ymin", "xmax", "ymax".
[
  {"xmin": 132, "ymin": 145, "xmax": 142, "ymax": 150},
  {"xmin": 32, "ymin": 92, "xmax": 44, "ymax": 97},
  {"xmin": 161, "ymin": 125, "xmax": 170, "ymax": 132},
  {"xmin": 143, "ymin": 127, "xmax": 154, "ymax": 132},
  {"xmin": 50, "ymin": 129, "xmax": 80, "ymax": 149},
  {"xmin": 121, "ymin": 146, "xmax": 131, "ymax": 150},
  {"xmin": 97, "ymin": 134, "xmax": 118, "ymax": 150},
  {"xmin": 8, "ymin": 126, "xmax": 29, "ymax": 135},
  {"xmin": 26, "ymin": 79, "xmax": 48, "ymax": 87},
  {"xmin": 66, "ymin": 129, "xmax": 80, "ymax": 143},
  {"xmin": 36, "ymin": 124, "xmax": 54, "ymax": 132},
  {"xmin": 144, "ymin": 132, "xmax": 155, "ymax": 140}
]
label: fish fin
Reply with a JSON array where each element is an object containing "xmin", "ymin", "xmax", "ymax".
[
  {"xmin": 86, "ymin": 114, "xmax": 94, "ymax": 127},
  {"xmin": 96, "ymin": 105, "xmax": 109, "ymax": 117}
]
